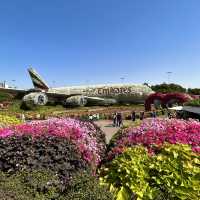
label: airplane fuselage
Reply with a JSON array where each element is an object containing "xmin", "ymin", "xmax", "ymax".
[{"xmin": 49, "ymin": 83, "xmax": 154, "ymax": 104}]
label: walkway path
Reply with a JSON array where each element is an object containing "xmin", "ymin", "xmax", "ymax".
[{"xmin": 95, "ymin": 120, "xmax": 119, "ymax": 143}]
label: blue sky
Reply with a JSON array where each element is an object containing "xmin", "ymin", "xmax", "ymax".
[{"xmin": 0, "ymin": 0, "xmax": 200, "ymax": 89}]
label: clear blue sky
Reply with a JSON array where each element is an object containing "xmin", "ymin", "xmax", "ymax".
[{"xmin": 0, "ymin": 0, "xmax": 200, "ymax": 89}]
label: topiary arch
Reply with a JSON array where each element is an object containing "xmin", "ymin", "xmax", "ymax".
[{"xmin": 145, "ymin": 92, "xmax": 193, "ymax": 111}]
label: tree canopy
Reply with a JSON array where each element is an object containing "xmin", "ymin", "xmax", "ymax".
[{"xmin": 151, "ymin": 83, "xmax": 186, "ymax": 93}]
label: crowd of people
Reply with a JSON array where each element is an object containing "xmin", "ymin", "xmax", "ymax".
[
  {"xmin": 112, "ymin": 110, "xmax": 158, "ymax": 127},
  {"xmin": 87, "ymin": 108, "xmax": 183, "ymax": 127}
]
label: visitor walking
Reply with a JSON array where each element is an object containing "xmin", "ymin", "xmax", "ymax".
[
  {"xmin": 113, "ymin": 112, "xmax": 117, "ymax": 127},
  {"xmin": 152, "ymin": 110, "xmax": 157, "ymax": 118},
  {"xmin": 131, "ymin": 111, "xmax": 136, "ymax": 121},
  {"xmin": 116, "ymin": 112, "xmax": 123, "ymax": 127},
  {"xmin": 139, "ymin": 111, "xmax": 144, "ymax": 120}
]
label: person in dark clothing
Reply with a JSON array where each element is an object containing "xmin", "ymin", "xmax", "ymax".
[
  {"xmin": 139, "ymin": 111, "xmax": 144, "ymax": 120},
  {"xmin": 131, "ymin": 111, "xmax": 136, "ymax": 121},
  {"xmin": 113, "ymin": 113, "xmax": 117, "ymax": 127},
  {"xmin": 116, "ymin": 112, "xmax": 123, "ymax": 127},
  {"xmin": 152, "ymin": 110, "xmax": 157, "ymax": 118}
]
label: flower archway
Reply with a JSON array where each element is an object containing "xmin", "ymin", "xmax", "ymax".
[{"xmin": 145, "ymin": 92, "xmax": 193, "ymax": 111}]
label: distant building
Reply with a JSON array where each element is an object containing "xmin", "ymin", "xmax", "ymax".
[{"xmin": 0, "ymin": 81, "xmax": 8, "ymax": 88}]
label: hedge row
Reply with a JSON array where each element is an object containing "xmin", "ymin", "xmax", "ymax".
[{"xmin": 0, "ymin": 170, "xmax": 113, "ymax": 200}]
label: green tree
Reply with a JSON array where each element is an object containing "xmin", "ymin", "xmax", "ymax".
[
  {"xmin": 151, "ymin": 83, "xmax": 186, "ymax": 93},
  {"xmin": 188, "ymin": 88, "xmax": 200, "ymax": 95}
]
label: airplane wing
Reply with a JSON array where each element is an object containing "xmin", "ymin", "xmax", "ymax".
[{"xmin": 0, "ymin": 88, "xmax": 27, "ymax": 96}]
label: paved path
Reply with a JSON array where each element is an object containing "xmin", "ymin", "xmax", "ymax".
[{"xmin": 95, "ymin": 120, "xmax": 119, "ymax": 143}]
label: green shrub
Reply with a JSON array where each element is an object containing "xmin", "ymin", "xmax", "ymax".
[
  {"xmin": 188, "ymin": 88, "xmax": 200, "ymax": 95},
  {"xmin": 0, "ymin": 92, "xmax": 13, "ymax": 102},
  {"xmin": 184, "ymin": 99, "xmax": 200, "ymax": 107},
  {"xmin": 0, "ymin": 170, "xmax": 113, "ymax": 200},
  {"xmin": 0, "ymin": 135, "xmax": 87, "ymax": 179},
  {"xmin": 61, "ymin": 170, "xmax": 114, "ymax": 200},
  {"xmin": 101, "ymin": 144, "xmax": 200, "ymax": 200},
  {"xmin": 0, "ymin": 170, "xmax": 60, "ymax": 200},
  {"xmin": 149, "ymin": 144, "xmax": 200, "ymax": 200}
]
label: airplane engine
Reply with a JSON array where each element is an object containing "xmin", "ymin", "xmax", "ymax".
[
  {"xmin": 23, "ymin": 92, "xmax": 48, "ymax": 108},
  {"xmin": 64, "ymin": 95, "xmax": 87, "ymax": 107}
]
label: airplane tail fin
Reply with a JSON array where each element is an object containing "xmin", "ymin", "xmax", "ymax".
[{"xmin": 28, "ymin": 67, "xmax": 49, "ymax": 90}]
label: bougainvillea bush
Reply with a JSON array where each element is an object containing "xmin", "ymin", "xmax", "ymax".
[
  {"xmin": 101, "ymin": 144, "xmax": 200, "ymax": 200},
  {"xmin": 107, "ymin": 118, "xmax": 200, "ymax": 161}
]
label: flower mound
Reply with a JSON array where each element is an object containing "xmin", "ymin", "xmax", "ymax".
[
  {"xmin": 108, "ymin": 118, "xmax": 200, "ymax": 160},
  {"xmin": 0, "ymin": 118, "xmax": 105, "ymax": 166}
]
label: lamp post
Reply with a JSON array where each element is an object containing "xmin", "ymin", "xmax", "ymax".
[
  {"xmin": 120, "ymin": 77, "xmax": 125, "ymax": 83},
  {"xmin": 12, "ymin": 80, "xmax": 16, "ymax": 88},
  {"xmin": 166, "ymin": 72, "xmax": 172, "ymax": 83}
]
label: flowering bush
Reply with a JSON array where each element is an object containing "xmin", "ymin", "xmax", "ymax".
[
  {"xmin": 0, "ymin": 118, "xmax": 112, "ymax": 199},
  {"xmin": 0, "ymin": 114, "xmax": 21, "ymax": 128},
  {"xmin": 145, "ymin": 93, "xmax": 165, "ymax": 111},
  {"xmin": 107, "ymin": 118, "xmax": 200, "ymax": 160},
  {"xmin": 145, "ymin": 92, "xmax": 193, "ymax": 111},
  {"xmin": 0, "ymin": 118, "xmax": 106, "ymax": 167}
]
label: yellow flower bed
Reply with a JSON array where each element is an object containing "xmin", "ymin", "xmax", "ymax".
[{"xmin": 0, "ymin": 114, "xmax": 21, "ymax": 128}]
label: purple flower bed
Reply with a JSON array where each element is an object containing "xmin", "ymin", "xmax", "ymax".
[
  {"xmin": 108, "ymin": 118, "xmax": 200, "ymax": 160},
  {"xmin": 0, "ymin": 118, "xmax": 106, "ymax": 166}
]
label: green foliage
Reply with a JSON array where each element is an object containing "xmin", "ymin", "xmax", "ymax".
[
  {"xmin": 0, "ymin": 92, "xmax": 13, "ymax": 102},
  {"xmin": 188, "ymin": 88, "xmax": 200, "ymax": 95},
  {"xmin": 0, "ymin": 170, "xmax": 114, "ymax": 200},
  {"xmin": 150, "ymin": 144, "xmax": 200, "ymax": 200},
  {"xmin": 151, "ymin": 83, "xmax": 186, "ymax": 93},
  {"xmin": 0, "ymin": 170, "xmax": 60, "ymax": 200},
  {"xmin": 101, "ymin": 144, "xmax": 200, "ymax": 200},
  {"xmin": 0, "ymin": 114, "xmax": 21, "ymax": 128},
  {"xmin": 185, "ymin": 99, "xmax": 200, "ymax": 107},
  {"xmin": 62, "ymin": 170, "xmax": 114, "ymax": 200},
  {"xmin": 101, "ymin": 146, "xmax": 154, "ymax": 200},
  {"xmin": 0, "ymin": 135, "xmax": 87, "ymax": 178}
]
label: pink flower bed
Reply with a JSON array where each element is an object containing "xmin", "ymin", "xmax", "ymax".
[
  {"xmin": 108, "ymin": 118, "xmax": 200, "ymax": 160},
  {"xmin": 0, "ymin": 118, "xmax": 103, "ymax": 166}
]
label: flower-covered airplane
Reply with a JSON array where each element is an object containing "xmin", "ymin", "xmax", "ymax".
[{"xmin": 0, "ymin": 68, "xmax": 154, "ymax": 108}]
